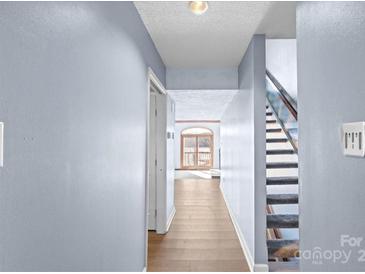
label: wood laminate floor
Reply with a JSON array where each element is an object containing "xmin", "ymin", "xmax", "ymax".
[{"xmin": 147, "ymin": 177, "xmax": 250, "ymax": 272}]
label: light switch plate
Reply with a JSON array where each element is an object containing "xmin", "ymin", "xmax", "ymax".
[
  {"xmin": 342, "ymin": 122, "xmax": 365, "ymax": 157},
  {"xmin": 0, "ymin": 122, "xmax": 3, "ymax": 167}
]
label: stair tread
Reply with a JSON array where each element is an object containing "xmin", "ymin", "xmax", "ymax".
[
  {"xmin": 267, "ymin": 162, "xmax": 298, "ymax": 169},
  {"xmin": 267, "ymin": 177, "xmax": 298, "ymax": 185},
  {"xmin": 267, "ymin": 194, "xmax": 298, "ymax": 204},
  {"xmin": 266, "ymin": 120, "xmax": 277, "ymax": 123},
  {"xmin": 266, "ymin": 112, "xmax": 273, "ymax": 116},
  {"xmin": 266, "ymin": 128, "xmax": 282, "ymax": 133},
  {"xmin": 267, "ymin": 149, "xmax": 295, "ymax": 155},
  {"xmin": 267, "ymin": 239, "xmax": 299, "ymax": 258},
  {"xmin": 266, "ymin": 138, "xmax": 288, "ymax": 143},
  {"xmin": 268, "ymin": 260, "xmax": 299, "ymax": 272},
  {"xmin": 267, "ymin": 214, "xmax": 299, "ymax": 228}
]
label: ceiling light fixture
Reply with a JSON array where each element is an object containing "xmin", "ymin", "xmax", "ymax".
[{"xmin": 189, "ymin": 1, "xmax": 208, "ymax": 15}]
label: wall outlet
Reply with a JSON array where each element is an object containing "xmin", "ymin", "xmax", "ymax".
[{"xmin": 342, "ymin": 122, "xmax": 365, "ymax": 157}]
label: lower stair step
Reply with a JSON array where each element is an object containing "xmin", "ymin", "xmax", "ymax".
[
  {"xmin": 266, "ymin": 128, "xmax": 282, "ymax": 133},
  {"xmin": 266, "ymin": 112, "xmax": 273, "ymax": 116},
  {"xmin": 267, "ymin": 119, "xmax": 277, "ymax": 124},
  {"xmin": 268, "ymin": 260, "xmax": 299, "ymax": 272},
  {"xmin": 267, "ymin": 149, "xmax": 295, "ymax": 155},
  {"xmin": 267, "ymin": 214, "xmax": 299, "ymax": 228},
  {"xmin": 266, "ymin": 138, "xmax": 288, "ymax": 143},
  {"xmin": 267, "ymin": 162, "xmax": 298, "ymax": 169},
  {"xmin": 267, "ymin": 177, "xmax": 298, "ymax": 185},
  {"xmin": 267, "ymin": 194, "xmax": 298, "ymax": 204},
  {"xmin": 267, "ymin": 239, "xmax": 299, "ymax": 258}
]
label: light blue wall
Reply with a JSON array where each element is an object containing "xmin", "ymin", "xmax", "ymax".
[
  {"xmin": 297, "ymin": 2, "xmax": 365, "ymax": 271},
  {"xmin": 0, "ymin": 2, "xmax": 165, "ymax": 271},
  {"xmin": 266, "ymin": 39, "xmax": 297, "ymax": 100},
  {"xmin": 221, "ymin": 35, "xmax": 267, "ymax": 269},
  {"xmin": 166, "ymin": 68, "xmax": 238, "ymax": 90}
]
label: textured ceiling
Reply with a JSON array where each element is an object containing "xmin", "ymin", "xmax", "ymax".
[
  {"xmin": 135, "ymin": 1, "xmax": 296, "ymax": 68},
  {"xmin": 168, "ymin": 90, "xmax": 237, "ymax": 120}
]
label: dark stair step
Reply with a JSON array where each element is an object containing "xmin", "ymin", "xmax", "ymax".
[
  {"xmin": 266, "ymin": 138, "xmax": 288, "ymax": 143},
  {"xmin": 266, "ymin": 112, "xmax": 273, "ymax": 116},
  {"xmin": 268, "ymin": 260, "xmax": 299, "ymax": 272},
  {"xmin": 266, "ymin": 120, "xmax": 277, "ymax": 124},
  {"xmin": 267, "ymin": 239, "xmax": 299, "ymax": 258},
  {"xmin": 267, "ymin": 149, "xmax": 295, "ymax": 155},
  {"xmin": 266, "ymin": 105, "xmax": 269, "ymax": 109},
  {"xmin": 267, "ymin": 177, "xmax": 298, "ymax": 185},
  {"xmin": 266, "ymin": 128, "xmax": 282, "ymax": 133},
  {"xmin": 267, "ymin": 214, "xmax": 299, "ymax": 228},
  {"xmin": 267, "ymin": 162, "xmax": 298, "ymax": 169},
  {"xmin": 267, "ymin": 194, "xmax": 298, "ymax": 205}
]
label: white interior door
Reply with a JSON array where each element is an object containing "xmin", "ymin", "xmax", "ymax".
[{"xmin": 148, "ymin": 93, "xmax": 157, "ymax": 230}]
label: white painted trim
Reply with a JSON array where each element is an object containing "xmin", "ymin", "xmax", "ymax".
[
  {"xmin": 145, "ymin": 67, "xmax": 167, "ymax": 266},
  {"xmin": 220, "ymin": 184, "xmax": 254, "ymax": 272},
  {"xmin": 148, "ymin": 67, "xmax": 166, "ymax": 95},
  {"xmin": 165, "ymin": 206, "xmax": 176, "ymax": 233},
  {"xmin": 142, "ymin": 266, "xmax": 147, "ymax": 272}
]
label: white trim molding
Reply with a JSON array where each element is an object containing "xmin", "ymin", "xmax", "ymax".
[
  {"xmin": 220, "ymin": 184, "xmax": 268, "ymax": 272},
  {"xmin": 145, "ymin": 67, "xmax": 168, "ymax": 265},
  {"xmin": 165, "ymin": 206, "xmax": 176, "ymax": 232},
  {"xmin": 142, "ymin": 266, "xmax": 147, "ymax": 272},
  {"xmin": 148, "ymin": 67, "xmax": 166, "ymax": 95}
]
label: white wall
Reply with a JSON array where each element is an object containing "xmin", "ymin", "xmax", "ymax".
[
  {"xmin": 174, "ymin": 123, "xmax": 220, "ymax": 169},
  {"xmin": 221, "ymin": 35, "xmax": 267, "ymax": 270},
  {"xmin": 266, "ymin": 39, "xmax": 297, "ymax": 100},
  {"xmin": 0, "ymin": 2, "xmax": 165, "ymax": 271}
]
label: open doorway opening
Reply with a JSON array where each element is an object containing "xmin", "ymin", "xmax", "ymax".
[{"xmin": 147, "ymin": 69, "xmax": 167, "ymax": 232}]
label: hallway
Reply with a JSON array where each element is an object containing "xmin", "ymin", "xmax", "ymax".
[{"xmin": 148, "ymin": 177, "xmax": 250, "ymax": 272}]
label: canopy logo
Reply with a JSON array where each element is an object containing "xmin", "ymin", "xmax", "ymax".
[{"xmin": 296, "ymin": 235, "xmax": 365, "ymax": 265}]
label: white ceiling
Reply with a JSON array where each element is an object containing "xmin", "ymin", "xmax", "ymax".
[
  {"xmin": 135, "ymin": 1, "xmax": 296, "ymax": 68},
  {"xmin": 168, "ymin": 90, "xmax": 237, "ymax": 120}
]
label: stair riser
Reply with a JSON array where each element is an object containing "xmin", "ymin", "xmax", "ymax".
[
  {"xmin": 266, "ymin": 138, "xmax": 288, "ymax": 143},
  {"xmin": 267, "ymin": 181, "xmax": 298, "ymax": 186},
  {"xmin": 267, "ymin": 163, "xmax": 298, "ymax": 169},
  {"xmin": 266, "ymin": 150, "xmax": 295, "ymax": 155},
  {"xmin": 266, "ymin": 128, "xmax": 282, "ymax": 133},
  {"xmin": 267, "ymin": 195, "xmax": 298, "ymax": 205}
]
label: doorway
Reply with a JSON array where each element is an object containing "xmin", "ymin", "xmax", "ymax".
[{"xmin": 180, "ymin": 127, "xmax": 214, "ymax": 170}]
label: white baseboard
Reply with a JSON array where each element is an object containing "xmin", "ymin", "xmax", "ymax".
[
  {"xmin": 219, "ymin": 184, "xmax": 254, "ymax": 271},
  {"xmin": 165, "ymin": 206, "xmax": 176, "ymax": 232},
  {"xmin": 142, "ymin": 266, "xmax": 147, "ymax": 272},
  {"xmin": 220, "ymin": 185, "xmax": 268, "ymax": 272}
]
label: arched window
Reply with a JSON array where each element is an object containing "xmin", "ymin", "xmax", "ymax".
[{"xmin": 181, "ymin": 127, "xmax": 213, "ymax": 169}]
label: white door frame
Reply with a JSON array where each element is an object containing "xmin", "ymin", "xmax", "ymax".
[{"xmin": 145, "ymin": 68, "xmax": 167, "ymax": 269}]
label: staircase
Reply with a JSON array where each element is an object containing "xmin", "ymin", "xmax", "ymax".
[{"xmin": 265, "ymin": 104, "xmax": 299, "ymax": 271}]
